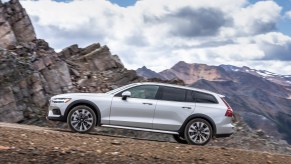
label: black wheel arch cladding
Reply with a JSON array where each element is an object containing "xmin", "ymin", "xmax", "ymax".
[{"xmin": 65, "ymin": 99, "xmax": 101, "ymax": 126}]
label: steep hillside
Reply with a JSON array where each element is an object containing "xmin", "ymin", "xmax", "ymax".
[{"xmin": 1, "ymin": 123, "xmax": 291, "ymax": 163}]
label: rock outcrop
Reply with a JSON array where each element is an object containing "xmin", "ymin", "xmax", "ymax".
[
  {"xmin": 57, "ymin": 43, "xmax": 139, "ymax": 93},
  {"xmin": 0, "ymin": 40, "xmax": 72, "ymax": 123},
  {"xmin": 0, "ymin": 1, "xmax": 16, "ymax": 48},
  {"xmin": 0, "ymin": 0, "xmax": 36, "ymax": 48},
  {"xmin": 0, "ymin": 37, "xmax": 144, "ymax": 124}
]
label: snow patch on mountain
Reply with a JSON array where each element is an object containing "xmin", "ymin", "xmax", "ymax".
[{"xmin": 220, "ymin": 64, "xmax": 291, "ymax": 87}]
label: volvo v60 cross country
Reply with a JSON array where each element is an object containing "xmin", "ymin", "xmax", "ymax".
[{"xmin": 47, "ymin": 82, "xmax": 234, "ymax": 145}]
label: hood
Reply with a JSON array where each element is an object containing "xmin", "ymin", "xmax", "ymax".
[{"xmin": 51, "ymin": 93, "xmax": 109, "ymax": 99}]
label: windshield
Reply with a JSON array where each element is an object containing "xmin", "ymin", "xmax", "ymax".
[{"xmin": 106, "ymin": 83, "xmax": 140, "ymax": 95}]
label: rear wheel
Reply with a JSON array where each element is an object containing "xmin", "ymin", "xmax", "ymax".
[
  {"xmin": 67, "ymin": 105, "xmax": 96, "ymax": 133},
  {"xmin": 173, "ymin": 134, "xmax": 188, "ymax": 144},
  {"xmin": 184, "ymin": 118, "xmax": 212, "ymax": 145}
]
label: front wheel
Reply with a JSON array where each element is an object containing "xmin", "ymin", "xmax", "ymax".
[
  {"xmin": 67, "ymin": 105, "xmax": 97, "ymax": 133},
  {"xmin": 184, "ymin": 118, "xmax": 212, "ymax": 145}
]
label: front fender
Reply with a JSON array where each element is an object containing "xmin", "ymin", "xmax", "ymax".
[{"xmin": 65, "ymin": 99, "xmax": 101, "ymax": 126}]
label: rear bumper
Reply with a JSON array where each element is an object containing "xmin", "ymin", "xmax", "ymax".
[
  {"xmin": 216, "ymin": 121, "xmax": 235, "ymax": 135},
  {"xmin": 215, "ymin": 133, "xmax": 233, "ymax": 138}
]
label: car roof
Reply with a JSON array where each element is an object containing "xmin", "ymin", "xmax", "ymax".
[{"xmin": 133, "ymin": 82, "xmax": 224, "ymax": 97}]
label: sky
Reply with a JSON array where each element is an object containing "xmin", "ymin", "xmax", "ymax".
[{"xmin": 15, "ymin": 0, "xmax": 291, "ymax": 75}]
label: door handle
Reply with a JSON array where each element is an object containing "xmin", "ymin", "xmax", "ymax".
[
  {"xmin": 143, "ymin": 102, "xmax": 153, "ymax": 105},
  {"xmin": 182, "ymin": 106, "xmax": 191, "ymax": 109}
]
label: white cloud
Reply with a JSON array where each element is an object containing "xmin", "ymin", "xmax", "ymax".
[
  {"xmin": 285, "ymin": 10, "xmax": 291, "ymax": 19},
  {"xmin": 232, "ymin": 1, "xmax": 281, "ymax": 35},
  {"xmin": 20, "ymin": 0, "xmax": 291, "ymax": 75}
]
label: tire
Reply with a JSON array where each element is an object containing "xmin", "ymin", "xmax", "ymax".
[
  {"xmin": 173, "ymin": 134, "xmax": 188, "ymax": 144},
  {"xmin": 184, "ymin": 118, "xmax": 212, "ymax": 145},
  {"xmin": 67, "ymin": 105, "xmax": 97, "ymax": 133}
]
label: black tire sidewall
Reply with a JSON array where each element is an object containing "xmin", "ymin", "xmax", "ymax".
[
  {"xmin": 67, "ymin": 105, "xmax": 97, "ymax": 133},
  {"xmin": 184, "ymin": 118, "xmax": 212, "ymax": 145},
  {"xmin": 173, "ymin": 134, "xmax": 188, "ymax": 144}
]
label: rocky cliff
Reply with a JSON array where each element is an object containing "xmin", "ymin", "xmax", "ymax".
[{"xmin": 0, "ymin": 0, "xmax": 142, "ymax": 124}]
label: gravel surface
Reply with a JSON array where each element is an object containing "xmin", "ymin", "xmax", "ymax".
[{"xmin": 0, "ymin": 123, "xmax": 291, "ymax": 164}]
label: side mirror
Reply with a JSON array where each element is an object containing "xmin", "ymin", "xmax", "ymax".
[{"xmin": 121, "ymin": 91, "xmax": 131, "ymax": 100}]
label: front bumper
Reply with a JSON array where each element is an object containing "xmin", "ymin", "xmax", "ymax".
[
  {"xmin": 46, "ymin": 115, "xmax": 66, "ymax": 122},
  {"xmin": 47, "ymin": 101, "xmax": 70, "ymax": 122}
]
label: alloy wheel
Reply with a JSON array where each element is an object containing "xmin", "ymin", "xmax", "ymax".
[
  {"xmin": 188, "ymin": 121, "xmax": 210, "ymax": 144},
  {"xmin": 69, "ymin": 107, "xmax": 96, "ymax": 132},
  {"xmin": 184, "ymin": 118, "xmax": 212, "ymax": 145}
]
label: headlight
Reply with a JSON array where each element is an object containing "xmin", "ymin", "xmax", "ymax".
[{"xmin": 52, "ymin": 98, "xmax": 72, "ymax": 103}]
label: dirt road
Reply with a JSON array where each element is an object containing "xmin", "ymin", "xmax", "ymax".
[{"xmin": 0, "ymin": 123, "xmax": 290, "ymax": 163}]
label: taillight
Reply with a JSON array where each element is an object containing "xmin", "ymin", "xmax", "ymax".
[{"xmin": 221, "ymin": 98, "xmax": 233, "ymax": 117}]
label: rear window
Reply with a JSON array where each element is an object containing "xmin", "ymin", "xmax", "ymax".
[
  {"xmin": 193, "ymin": 91, "xmax": 218, "ymax": 103},
  {"xmin": 160, "ymin": 87, "xmax": 186, "ymax": 102},
  {"xmin": 158, "ymin": 86, "xmax": 218, "ymax": 104}
]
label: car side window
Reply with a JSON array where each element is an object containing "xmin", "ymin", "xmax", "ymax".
[
  {"xmin": 193, "ymin": 91, "xmax": 218, "ymax": 103},
  {"xmin": 186, "ymin": 90, "xmax": 194, "ymax": 102},
  {"xmin": 160, "ymin": 87, "xmax": 187, "ymax": 102},
  {"xmin": 116, "ymin": 85, "xmax": 159, "ymax": 99}
]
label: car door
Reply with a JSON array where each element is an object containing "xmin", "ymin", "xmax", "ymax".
[
  {"xmin": 110, "ymin": 85, "xmax": 159, "ymax": 129},
  {"xmin": 153, "ymin": 87, "xmax": 195, "ymax": 131}
]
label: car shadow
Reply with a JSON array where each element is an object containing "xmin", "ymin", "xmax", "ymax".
[{"xmin": 49, "ymin": 127, "xmax": 178, "ymax": 144}]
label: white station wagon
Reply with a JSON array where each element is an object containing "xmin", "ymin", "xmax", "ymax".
[{"xmin": 47, "ymin": 82, "xmax": 234, "ymax": 145}]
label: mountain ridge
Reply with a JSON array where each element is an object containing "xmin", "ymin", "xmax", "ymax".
[
  {"xmin": 136, "ymin": 66, "xmax": 166, "ymax": 80},
  {"xmin": 137, "ymin": 61, "xmax": 291, "ymax": 86}
]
